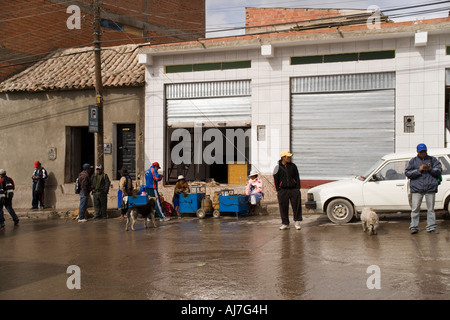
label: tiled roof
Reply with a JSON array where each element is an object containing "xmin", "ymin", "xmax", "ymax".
[{"xmin": 0, "ymin": 44, "xmax": 144, "ymax": 93}]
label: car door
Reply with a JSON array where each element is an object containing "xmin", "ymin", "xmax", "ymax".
[
  {"xmin": 432, "ymin": 155, "xmax": 450, "ymax": 210},
  {"xmin": 362, "ymin": 160, "xmax": 410, "ymax": 211}
]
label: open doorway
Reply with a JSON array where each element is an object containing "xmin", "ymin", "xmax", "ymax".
[
  {"xmin": 66, "ymin": 126, "xmax": 95, "ymax": 182},
  {"xmin": 166, "ymin": 126, "xmax": 250, "ymax": 185}
]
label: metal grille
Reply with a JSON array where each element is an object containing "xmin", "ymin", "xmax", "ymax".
[{"xmin": 291, "ymin": 73, "xmax": 395, "ymax": 180}]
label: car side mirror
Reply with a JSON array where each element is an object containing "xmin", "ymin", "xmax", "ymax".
[{"xmin": 372, "ymin": 173, "xmax": 384, "ymax": 181}]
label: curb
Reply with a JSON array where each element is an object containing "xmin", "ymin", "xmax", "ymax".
[{"xmin": 4, "ymin": 202, "xmax": 317, "ymax": 221}]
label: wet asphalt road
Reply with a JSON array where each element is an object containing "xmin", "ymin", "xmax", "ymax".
[{"xmin": 0, "ymin": 212, "xmax": 449, "ymax": 301}]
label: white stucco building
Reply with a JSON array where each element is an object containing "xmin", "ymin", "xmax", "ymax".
[{"xmin": 139, "ymin": 8, "xmax": 450, "ymax": 188}]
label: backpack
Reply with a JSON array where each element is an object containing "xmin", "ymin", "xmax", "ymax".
[
  {"xmin": 5, "ymin": 177, "xmax": 14, "ymax": 199},
  {"xmin": 75, "ymin": 177, "xmax": 81, "ymax": 194}
]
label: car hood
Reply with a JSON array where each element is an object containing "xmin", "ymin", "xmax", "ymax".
[{"xmin": 309, "ymin": 177, "xmax": 362, "ymax": 194}]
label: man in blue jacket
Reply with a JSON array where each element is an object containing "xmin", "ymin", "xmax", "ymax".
[
  {"xmin": 405, "ymin": 143, "xmax": 442, "ymax": 234},
  {"xmin": 145, "ymin": 162, "xmax": 169, "ymax": 221}
]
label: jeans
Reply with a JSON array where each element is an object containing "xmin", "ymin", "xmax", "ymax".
[
  {"xmin": 0, "ymin": 198, "xmax": 19, "ymax": 225},
  {"xmin": 410, "ymin": 192, "xmax": 437, "ymax": 231},
  {"xmin": 92, "ymin": 191, "xmax": 107, "ymax": 218},
  {"xmin": 78, "ymin": 190, "xmax": 90, "ymax": 219}
]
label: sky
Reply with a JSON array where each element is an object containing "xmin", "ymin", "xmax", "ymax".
[{"xmin": 205, "ymin": 0, "xmax": 450, "ymax": 37}]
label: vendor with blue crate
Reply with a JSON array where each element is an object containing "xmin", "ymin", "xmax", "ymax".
[
  {"xmin": 245, "ymin": 170, "xmax": 263, "ymax": 205},
  {"xmin": 173, "ymin": 175, "xmax": 190, "ymax": 215}
]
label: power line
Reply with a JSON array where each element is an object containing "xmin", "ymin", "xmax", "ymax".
[{"xmin": 1, "ymin": 2, "xmax": 449, "ymax": 70}]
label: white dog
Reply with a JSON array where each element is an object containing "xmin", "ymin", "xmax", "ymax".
[{"xmin": 361, "ymin": 207, "xmax": 379, "ymax": 235}]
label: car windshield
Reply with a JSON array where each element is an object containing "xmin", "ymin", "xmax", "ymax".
[{"xmin": 357, "ymin": 159, "xmax": 384, "ymax": 181}]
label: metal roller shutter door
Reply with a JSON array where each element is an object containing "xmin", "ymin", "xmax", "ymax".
[
  {"xmin": 291, "ymin": 73, "xmax": 395, "ymax": 180},
  {"xmin": 166, "ymin": 80, "xmax": 251, "ymax": 127}
]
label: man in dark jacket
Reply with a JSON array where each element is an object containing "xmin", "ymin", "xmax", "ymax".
[
  {"xmin": 0, "ymin": 169, "xmax": 19, "ymax": 229},
  {"xmin": 31, "ymin": 161, "xmax": 48, "ymax": 209},
  {"xmin": 77, "ymin": 163, "xmax": 92, "ymax": 222},
  {"xmin": 405, "ymin": 143, "xmax": 442, "ymax": 234},
  {"xmin": 273, "ymin": 151, "xmax": 302, "ymax": 230},
  {"xmin": 91, "ymin": 164, "xmax": 110, "ymax": 219}
]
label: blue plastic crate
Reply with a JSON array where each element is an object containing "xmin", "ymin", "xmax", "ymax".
[
  {"xmin": 128, "ymin": 195, "xmax": 151, "ymax": 207},
  {"xmin": 179, "ymin": 192, "xmax": 205, "ymax": 213},
  {"xmin": 218, "ymin": 193, "xmax": 249, "ymax": 214}
]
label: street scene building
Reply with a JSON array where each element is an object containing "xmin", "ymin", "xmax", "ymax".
[
  {"xmin": 1, "ymin": 4, "xmax": 450, "ymax": 207},
  {"xmin": 139, "ymin": 8, "xmax": 450, "ymax": 191},
  {"xmin": 0, "ymin": 0, "xmax": 205, "ymax": 209}
]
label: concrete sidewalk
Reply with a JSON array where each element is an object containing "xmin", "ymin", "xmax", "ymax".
[{"xmin": 6, "ymin": 201, "xmax": 287, "ymax": 221}]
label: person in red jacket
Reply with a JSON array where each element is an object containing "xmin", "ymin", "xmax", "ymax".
[{"xmin": 0, "ymin": 169, "xmax": 19, "ymax": 229}]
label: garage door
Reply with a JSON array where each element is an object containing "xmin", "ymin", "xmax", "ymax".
[
  {"xmin": 166, "ymin": 80, "xmax": 251, "ymax": 127},
  {"xmin": 291, "ymin": 72, "xmax": 395, "ymax": 180}
]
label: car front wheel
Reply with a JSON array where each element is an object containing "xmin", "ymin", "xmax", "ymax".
[{"xmin": 326, "ymin": 199, "xmax": 354, "ymax": 224}]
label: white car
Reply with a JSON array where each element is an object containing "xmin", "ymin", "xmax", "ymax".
[{"xmin": 305, "ymin": 148, "xmax": 450, "ymax": 224}]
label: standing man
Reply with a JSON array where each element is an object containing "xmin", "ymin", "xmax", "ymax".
[
  {"xmin": 405, "ymin": 143, "xmax": 442, "ymax": 234},
  {"xmin": 31, "ymin": 161, "xmax": 48, "ymax": 210},
  {"xmin": 77, "ymin": 163, "xmax": 92, "ymax": 222},
  {"xmin": 91, "ymin": 164, "xmax": 110, "ymax": 219},
  {"xmin": 145, "ymin": 162, "xmax": 169, "ymax": 221},
  {"xmin": 0, "ymin": 169, "xmax": 19, "ymax": 229},
  {"xmin": 273, "ymin": 151, "xmax": 302, "ymax": 230}
]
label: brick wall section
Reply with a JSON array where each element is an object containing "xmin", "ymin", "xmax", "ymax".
[
  {"xmin": 0, "ymin": 0, "xmax": 205, "ymax": 82},
  {"xmin": 245, "ymin": 8, "xmax": 344, "ymax": 28}
]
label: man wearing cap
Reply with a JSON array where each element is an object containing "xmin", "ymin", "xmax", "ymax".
[
  {"xmin": 405, "ymin": 143, "xmax": 442, "ymax": 234},
  {"xmin": 77, "ymin": 163, "xmax": 93, "ymax": 222},
  {"xmin": 31, "ymin": 161, "xmax": 48, "ymax": 210},
  {"xmin": 145, "ymin": 162, "xmax": 169, "ymax": 221},
  {"xmin": 90, "ymin": 164, "xmax": 110, "ymax": 219},
  {"xmin": 273, "ymin": 151, "xmax": 302, "ymax": 230}
]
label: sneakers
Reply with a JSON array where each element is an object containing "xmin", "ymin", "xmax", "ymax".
[
  {"xmin": 280, "ymin": 222, "xmax": 302, "ymax": 230},
  {"xmin": 78, "ymin": 219, "xmax": 88, "ymax": 223},
  {"xmin": 427, "ymin": 229, "xmax": 439, "ymax": 234},
  {"xmin": 410, "ymin": 228, "xmax": 418, "ymax": 234}
]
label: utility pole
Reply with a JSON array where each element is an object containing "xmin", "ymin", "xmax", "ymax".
[{"xmin": 93, "ymin": 0, "xmax": 104, "ymax": 167}]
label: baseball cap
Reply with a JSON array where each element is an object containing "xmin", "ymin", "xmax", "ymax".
[
  {"xmin": 83, "ymin": 163, "xmax": 92, "ymax": 170},
  {"xmin": 96, "ymin": 164, "xmax": 103, "ymax": 170},
  {"xmin": 417, "ymin": 143, "xmax": 427, "ymax": 152},
  {"xmin": 34, "ymin": 161, "xmax": 41, "ymax": 168},
  {"xmin": 0, "ymin": 169, "xmax": 5, "ymax": 175},
  {"xmin": 152, "ymin": 162, "xmax": 160, "ymax": 167},
  {"xmin": 280, "ymin": 151, "xmax": 293, "ymax": 158}
]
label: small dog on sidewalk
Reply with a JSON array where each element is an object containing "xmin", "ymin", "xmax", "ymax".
[
  {"xmin": 361, "ymin": 207, "xmax": 379, "ymax": 235},
  {"xmin": 125, "ymin": 197, "xmax": 157, "ymax": 231}
]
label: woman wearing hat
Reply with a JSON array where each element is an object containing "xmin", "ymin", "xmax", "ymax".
[
  {"xmin": 173, "ymin": 175, "xmax": 189, "ymax": 216},
  {"xmin": 245, "ymin": 170, "xmax": 264, "ymax": 207}
]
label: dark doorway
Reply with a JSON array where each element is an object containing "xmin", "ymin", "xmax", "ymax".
[
  {"xmin": 69, "ymin": 126, "xmax": 95, "ymax": 182},
  {"xmin": 117, "ymin": 124, "xmax": 136, "ymax": 180}
]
